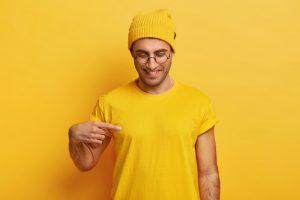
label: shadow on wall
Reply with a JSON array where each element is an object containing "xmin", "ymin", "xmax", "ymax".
[{"xmin": 57, "ymin": 52, "xmax": 134, "ymax": 200}]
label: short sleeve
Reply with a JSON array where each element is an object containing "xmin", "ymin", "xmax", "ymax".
[
  {"xmin": 89, "ymin": 96, "xmax": 107, "ymax": 122},
  {"xmin": 194, "ymin": 98, "xmax": 219, "ymax": 137}
]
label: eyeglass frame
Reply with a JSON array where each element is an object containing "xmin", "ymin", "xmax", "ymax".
[{"xmin": 131, "ymin": 50, "xmax": 172, "ymax": 64}]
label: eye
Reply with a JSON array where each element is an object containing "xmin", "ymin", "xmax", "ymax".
[
  {"xmin": 136, "ymin": 53, "xmax": 148, "ymax": 58},
  {"xmin": 156, "ymin": 52, "xmax": 166, "ymax": 57}
]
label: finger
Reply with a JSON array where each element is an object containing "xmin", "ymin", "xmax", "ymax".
[
  {"xmin": 85, "ymin": 138, "xmax": 103, "ymax": 144},
  {"xmin": 91, "ymin": 127, "xmax": 113, "ymax": 138},
  {"xmin": 100, "ymin": 128, "xmax": 114, "ymax": 138},
  {"xmin": 93, "ymin": 121, "xmax": 122, "ymax": 131},
  {"xmin": 89, "ymin": 133, "xmax": 105, "ymax": 140}
]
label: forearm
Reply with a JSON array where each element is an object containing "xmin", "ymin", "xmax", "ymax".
[
  {"xmin": 69, "ymin": 141, "xmax": 95, "ymax": 171},
  {"xmin": 198, "ymin": 172, "xmax": 220, "ymax": 200}
]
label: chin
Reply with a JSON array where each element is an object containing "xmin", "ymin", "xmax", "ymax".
[{"xmin": 140, "ymin": 76, "xmax": 166, "ymax": 88}]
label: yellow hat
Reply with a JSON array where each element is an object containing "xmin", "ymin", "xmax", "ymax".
[{"xmin": 128, "ymin": 9, "xmax": 176, "ymax": 53}]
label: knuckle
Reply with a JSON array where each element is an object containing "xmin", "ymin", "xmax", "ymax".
[
  {"xmin": 91, "ymin": 126, "xmax": 97, "ymax": 132},
  {"xmin": 98, "ymin": 128, "xmax": 105, "ymax": 133},
  {"xmin": 89, "ymin": 138, "xmax": 95, "ymax": 142}
]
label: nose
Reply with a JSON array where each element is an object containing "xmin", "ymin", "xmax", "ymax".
[{"xmin": 146, "ymin": 57, "xmax": 158, "ymax": 70}]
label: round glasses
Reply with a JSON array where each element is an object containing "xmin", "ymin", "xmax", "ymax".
[{"xmin": 133, "ymin": 52, "xmax": 171, "ymax": 64}]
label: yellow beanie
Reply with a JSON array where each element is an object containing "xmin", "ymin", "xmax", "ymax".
[{"xmin": 128, "ymin": 9, "xmax": 176, "ymax": 53}]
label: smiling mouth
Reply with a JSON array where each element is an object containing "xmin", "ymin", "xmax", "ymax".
[{"xmin": 143, "ymin": 69, "xmax": 162, "ymax": 78}]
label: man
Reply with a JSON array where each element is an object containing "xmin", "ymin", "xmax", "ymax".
[{"xmin": 68, "ymin": 9, "xmax": 220, "ymax": 200}]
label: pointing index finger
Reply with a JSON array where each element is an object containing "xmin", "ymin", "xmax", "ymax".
[{"xmin": 93, "ymin": 121, "xmax": 122, "ymax": 131}]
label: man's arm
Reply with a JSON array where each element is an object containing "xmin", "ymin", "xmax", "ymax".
[
  {"xmin": 68, "ymin": 121, "xmax": 121, "ymax": 171},
  {"xmin": 69, "ymin": 134, "xmax": 112, "ymax": 171},
  {"xmin": 195, "ymin": 126, "xmax": 220, "ymax": 200}
]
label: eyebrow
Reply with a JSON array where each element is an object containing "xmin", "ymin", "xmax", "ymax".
[{"xmin": 134, "ymin": 49, "xmax": 168, "ymax": 54}]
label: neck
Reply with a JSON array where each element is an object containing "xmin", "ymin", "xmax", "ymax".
[{"xmin": 136, "ymin": 76, "xmax": 174, "ymax": 94}]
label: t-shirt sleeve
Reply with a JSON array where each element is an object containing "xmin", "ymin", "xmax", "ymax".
[
  {"xmin": 194, "ymin": 97, "xmax": 219, "ymax": 137},
  {"xmin": 89, "ymin": 96, "xmax": 107, "ymax": 122}
]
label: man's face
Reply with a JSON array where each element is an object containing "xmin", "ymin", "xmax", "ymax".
[{"xmin": 130, "ymin": 38, "xmax": 173, "ymax": 88}]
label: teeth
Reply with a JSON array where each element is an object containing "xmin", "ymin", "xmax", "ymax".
[{"xmin": 144, "ymin": 69, "xmax": 161, "ymax": 77}]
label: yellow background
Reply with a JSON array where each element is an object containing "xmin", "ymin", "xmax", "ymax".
[{"xmin": 1, "ymin": 0, "xmax": 299, "ymax": 199}]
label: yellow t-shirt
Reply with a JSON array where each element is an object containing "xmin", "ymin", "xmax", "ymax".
[{"xmin": 89, "ymin": 79, "xmax": 219, "ymax": 200}]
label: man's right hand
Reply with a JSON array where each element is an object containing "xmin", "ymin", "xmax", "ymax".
[{"xmin": 68, "ymin": 121, "xmax": 122, "ymax": 145}]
